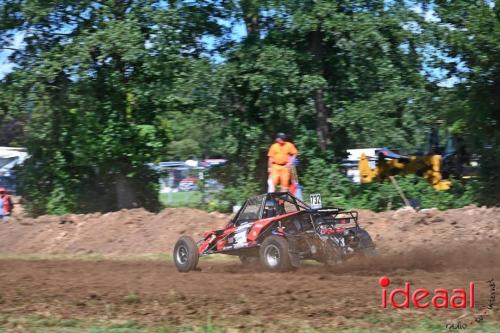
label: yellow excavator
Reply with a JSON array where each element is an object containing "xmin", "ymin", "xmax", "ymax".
[{"xmin": 358, "ymin": 129, "xmax": 473, "ymax": 191}]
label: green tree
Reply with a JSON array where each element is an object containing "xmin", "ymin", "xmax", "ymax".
[
  {"xmin": 429, "ymin": 0, "xmax": 500, "ymax": 204},
  {"xmin": 0, "ymin": 0, "xmax": 226, "ymax": 214},
  {"xmin": 212, "ymin": 0, "xmax": 441, "ymax": 196},
  {"xmin": 1, "ymin": 0, "xmax": 496, "ymax": 214}
]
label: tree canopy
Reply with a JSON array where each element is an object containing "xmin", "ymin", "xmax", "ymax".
[{"xmin": 0, "ymin": 0, "xmax": 498, "ymax": 214}]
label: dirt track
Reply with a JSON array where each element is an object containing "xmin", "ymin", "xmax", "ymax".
[
  {"xmin": 0, "ymin": 248, "xmax": 499, "ymax": 332},
  {"xmin": 0, "ymin": 206, "xmax": 500, "ymax": 331}
]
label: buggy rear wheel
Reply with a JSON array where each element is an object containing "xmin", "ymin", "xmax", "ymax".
[
  {"xmin": 324, "ymin": 238, "xmax": 343, "ymax": 266},
  {"xmin": 357, "ymin": 229, "xmax": 377, "ymax": 257},
  {"xmin": 174, "ymin": 236, "xmax": 199, "ymax": 272},
  {"xmin": 259, "ymin": 236, "xmax": 293, "ymax": 272}
]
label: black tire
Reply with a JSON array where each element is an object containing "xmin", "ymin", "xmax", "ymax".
[
  {"xmin": 324, "ymin": 238, "xmax": 343, "ymax": 266},
  {"xmin": 357, "ymin": 229, "xmax": 378, "ymax": 257},
  {"xmin": 173, "ymin": 236, "xmax": 199, "ymax": 272},
  {"xmin": 259, "ymin": 236, "xmax": 293, "ymax": 272}
]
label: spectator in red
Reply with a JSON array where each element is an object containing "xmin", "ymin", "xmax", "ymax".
[{"xmin": 0, "ymin": 188, "xmax": 13, "ymax": 222}]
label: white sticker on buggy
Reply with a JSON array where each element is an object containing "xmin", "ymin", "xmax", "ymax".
[{"xmin": 310, "ymin": 193, "xmax": 322, "ymax": 209}]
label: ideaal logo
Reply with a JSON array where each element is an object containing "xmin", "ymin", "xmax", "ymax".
[
  {"xmin": 379, "ymin": 276, "xmax": 496, "ymax": 330},
  {"xmin": 446, "ymin": 279, "xmax": 496, "ymax": 330},
  {"xmin": 379, "ymin": 276, "xmax": 475, "ymax": 309}
]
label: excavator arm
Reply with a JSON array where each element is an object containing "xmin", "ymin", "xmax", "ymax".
[{"xmin": 358, "ymin": 148, "xmax": 452, "ymax": 191}]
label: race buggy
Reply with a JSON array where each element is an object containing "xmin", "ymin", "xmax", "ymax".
[{"xmin": 174, "ymin": 192, "xmax": 376, "ymax": 272}]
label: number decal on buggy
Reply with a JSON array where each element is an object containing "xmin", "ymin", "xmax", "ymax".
[{"xmin": 310, "ymin": 193, "xmax": 322, "ymax": 209}]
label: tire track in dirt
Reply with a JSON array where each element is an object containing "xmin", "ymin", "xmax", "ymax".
[{"xmin": 0, "ymin": 249, "xmax": 499, "ymax": 332}]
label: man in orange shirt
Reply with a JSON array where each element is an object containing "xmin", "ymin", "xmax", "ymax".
[{"xmin": 267, "ymin": 133, "xmax": 298, "ymax": 192}]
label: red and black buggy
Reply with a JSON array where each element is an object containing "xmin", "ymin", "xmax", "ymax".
[{"xmin": 174, "ymin": 192, "xmax": 376, "ymax": 272}]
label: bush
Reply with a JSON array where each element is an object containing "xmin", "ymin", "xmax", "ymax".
[
  {"xmin": 301, "ymin": 158, "xmax": 354, "ymax": 208},
  {"xmin": 18, "ymin": 157, "xmax": 161, "ymax": 216},
  {"xmin": 214, "ymin": 178, "xmax": 260, "ymax": 213}
]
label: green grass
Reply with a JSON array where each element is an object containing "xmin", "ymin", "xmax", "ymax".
[
  {"xmin": 0, "ymin": 314, "xmax": 499, "ymax": 333},
  {"xmin": 160, "ymin": 191, "xmax": 202, "ymax": 207},
  {"xmin": 0, "ymin": 297, "xmax": 497, "ymax": 333},
  {"xmin": 122, "ymin": 294, "xmax": 141, "ymax": 305}
]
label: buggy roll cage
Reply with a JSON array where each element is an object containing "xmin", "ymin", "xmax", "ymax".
[
  {"xmin": 228, "ymin": 192, "xmax": 361, "ymax": 230},
  {"xmin": 307, "ymin": 209, "xmax": 360, "ymax": 228},
  {"xmin": 229, "ymin": 192, "xmax": 310, "ymax": 227}
]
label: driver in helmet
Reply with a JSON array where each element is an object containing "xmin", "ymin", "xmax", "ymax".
[{"xmin": 262, "ymin": 198, "xmax": 285, "ymax": 218}]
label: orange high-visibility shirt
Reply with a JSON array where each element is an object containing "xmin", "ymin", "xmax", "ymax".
[{"xmin": 268, "ymin": 142, "xmax": 298, "ymax": 165}]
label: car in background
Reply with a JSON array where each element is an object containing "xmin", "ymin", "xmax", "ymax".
[{"xmin": 178, "ymin": 176, "xmax": 198, "ymax": 192}]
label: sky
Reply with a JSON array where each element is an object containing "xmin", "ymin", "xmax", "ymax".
[{"xmin": 0, "ymin": 31, "xmax": 24, "ymax": 79}]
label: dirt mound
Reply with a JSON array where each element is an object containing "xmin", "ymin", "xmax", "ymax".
[
  {"xmin": 0, "ymin": 207, "xmax": 227, "ymax": 256},
  {"xmin": 0, "ymin": 204, "xmax": 498, "ymax": 257},
  {"xmin": 361, "ymin": 205, "xmax": 500, "ymax": 255}
]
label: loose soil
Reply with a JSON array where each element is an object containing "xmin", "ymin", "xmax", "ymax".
[
  {"xmin": 0, "ymin": 253, "xmax": 499, "ymax": 332},
  {"xmin": 0, "ymin": 205, "xmax": 499, "ymax": 331}
]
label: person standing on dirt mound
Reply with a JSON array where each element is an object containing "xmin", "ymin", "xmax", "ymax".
[
  {"xmin": 267, "ymin": 133, "xmax": 298, "ymax": 193},
  {"xmin": 0, "ymin": 188, "xmax": 13, "ymax": 222}
]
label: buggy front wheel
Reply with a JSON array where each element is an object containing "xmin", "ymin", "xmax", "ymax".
[
  {"xmin": 174, "ymin": 236, "xmax": 199, "ymax": 272},
  {"xmin": 259, "ymin": 236, "xmax": 293, "ymax": 272}
]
